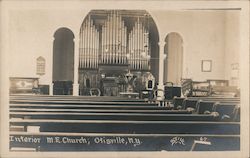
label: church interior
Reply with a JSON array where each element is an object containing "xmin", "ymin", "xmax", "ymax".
[
  {"xmin": 9, "ymin": 9, "xmax": 240, "ymax": 98},
  {"xmin": 5, "ymin": 5, "xmax": 247, "ymax": 153}
]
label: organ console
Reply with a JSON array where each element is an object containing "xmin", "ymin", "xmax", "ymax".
[{"xmin": 79, "ymin": 10, "xmax": 153, "ymax": 96}]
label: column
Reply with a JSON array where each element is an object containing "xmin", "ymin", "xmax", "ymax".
[
  {"xmin": 49, "ymin": 83, "xmax": 54, "ymax": 95},
  {"xmin": 49, "ymin": 37, "xmax": 54, "ymax": 96},
  {"xmin": 73, "ymin": 37, "xmax": 80, "ymax": 96},
  {"xmin": 157, "ymin": 41, "xmax": 165, "ymax": 100}
]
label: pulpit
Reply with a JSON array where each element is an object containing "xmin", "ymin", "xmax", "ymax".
[{"xmin": 101, "ymin": 77, "xmax": 119, "ymax": 96}]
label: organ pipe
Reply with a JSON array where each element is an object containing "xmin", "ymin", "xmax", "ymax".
[
  {"xmin": 83, "ymin": 22, "xmax": 86, "ymax": 68},
  {"xmin": 101, "ymin": 10, "xmax": 127, "ymax": 65},
  {"xmin": 79, "ymin": 11, "xmax": 150, "ymax": 70},
  {"xmin": 79, "ymin": 27, "xmax": 82, "ymax": 68},
  {"xmin": 128, "ymin": 18, "xmax": 150, "ymax": 70},
  {"xmin": 79, "ymin": 15, "xmax": 99, "ymax": 69}
]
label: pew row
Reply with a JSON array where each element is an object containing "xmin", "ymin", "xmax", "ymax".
[
  {"xmin": 10, "ymin": 112, "xmax": 219, "ymax": 121},
  {"xmin": 10, "ymin": 104, "xmax": 172, "ymax": 110},
  {"xmin": 172, "ymin": 97, "xmax": 239, "ymax": 109},
  {"xmin": 10, "ymin": 119, "xmax": 240, "ymax": 135},
  {"xmin": 10, "ymin": 95, "xmax": 147, "ymax": 102},
  {"xmin": 10, "ymin": 108, "xmax": 192, "ymax": 114},
  {"xmin": 10, "ymin": 100, "xmax": 157, "ymax": 106},
  {"xmin": 171, "ymin": 98, "xmax": 240, "ymax": 121}
]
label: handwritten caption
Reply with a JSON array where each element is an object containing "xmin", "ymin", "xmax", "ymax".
[{"xmin": 10, "ymin": 136, "xmax": 142, "ymax": 147}]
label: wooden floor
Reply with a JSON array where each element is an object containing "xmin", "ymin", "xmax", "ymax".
[{"xmin": 9, "ymin": 95, "xmax": 240, "ymax": 151}]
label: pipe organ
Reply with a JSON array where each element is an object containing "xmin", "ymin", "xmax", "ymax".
[
  {"xmin": 79, "ymin": 16, "xmax": 99, "ymax": 69},
  {"xmin": 101, "ymin": 11, "xmax": 127, "ymax": 64},
  {"xmin": 128, "ymin": 18, "xmax": 149, "ymax": 70},
  {"xmin": 79, "ymin": 10, "xmax": 154, "ymax": 96}
]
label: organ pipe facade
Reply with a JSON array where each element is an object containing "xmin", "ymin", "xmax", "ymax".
[
  {"xmin": 79, "ymin": 10, "xmax": 153, "ymax": 96},
  {"xmin": 128, "ymin": 18, "xmax": 149, "ymax": 70},
  {"xmin": 79, "ymin": 16, "xmax": 99, "ymax": 69},
  {"xmin": 79, "ymin": 11, "xmax": 150, "ymax": 70},
  {"xmin": 101, "ymin": 11, "xmax": 127, "ymax": 64}
]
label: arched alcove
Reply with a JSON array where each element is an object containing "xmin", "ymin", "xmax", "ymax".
[
  {"xmin": 164, "ymin": 32, "xmax": 183, "ymax": 85},
  {"xmin": 78, "ymin": 10, "xmax": 160, "ymax": 96},
  {"xmin": 53, "ymin": 27, "xmax": 75, "ymax": 95}
]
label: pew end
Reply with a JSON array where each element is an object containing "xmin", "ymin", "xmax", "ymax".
[
  {"xmin": 10, "ymin": 125, "xmax": 25, "ymax": 132},
  {"xmin": 27, "ymin": 126, "xmax": 40, "ymax": 133}
]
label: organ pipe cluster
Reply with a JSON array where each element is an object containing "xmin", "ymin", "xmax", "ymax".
[
  {"xmin": 128, "ymin": 18, "xmax": 150, "ymax": 70},
  {"xmin": 79, "ymin": 16, "xmax": 99, "ymax": 69},
  {"xmin": 101, "ymin": 11, "xmax": 127, "ymax": 64},
  {"xmin": 79, "ymin": 11, "xmax": 150, "ymax": 71}
]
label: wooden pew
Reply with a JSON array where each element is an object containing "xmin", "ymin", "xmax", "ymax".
[
  {"xmin": 10, "ymin": 132, "xmax": 240, "ymax": 151},
  {"xmin": 172, "ymin": 97, "xmax": 185, "ymax": 110},
  {"xmin": 233, "ymin": 106, "xmax": 240, "ymax": 122},
  {"xmin": 10, "ymin": 112, "xmax": 218, "ymax": 121},
  {"xmin": 196, "ymin": 101, "xmax": 216, "ymax": 114},
  {"xmin": 9, "ymin": 101, "xmax": 192, "ymax": 114},
  {"xmin": 10, "ymin": 108, "xmax": 192, "ymax": 114},
  {"xmin": 10, "ymin": 95, "xmax": 147, "ymax": 102},
  {"xmin": 10, "ymin": 119, "xmax": 240, "ymax": 134},
  {"xmin": 10, "ymin": 100, "xmax": 158, "ymax": 106},
  {"xmin": 182, "ymin": 99, "xmax": 200, "ymax": 112},
  {"xmin": 213, "ymin": 103, "xmax": 238, "ymax": 121},
  {"xmin": 188, "ymin": 97, "xmax": 240, "ymax": 102},
  {"xmin": 10, "ymin": 104, "xmax": 170, "ymax": 110}
]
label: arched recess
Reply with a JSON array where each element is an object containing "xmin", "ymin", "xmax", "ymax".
[
  {"xmin": 164, "ymin": 32, "xmax": 183, "ymax": 85},
  {"xmin": 53, "ymin": 27, "xmax": 75, "ymax": 95},
  {"xmin": 78, "ymin": 10, "xmax": 160, "ymax": 96}
]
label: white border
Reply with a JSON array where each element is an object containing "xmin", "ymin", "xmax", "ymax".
[{"xmin": 0, "ymin": 1, "xmax": 249, "ymax": 158}]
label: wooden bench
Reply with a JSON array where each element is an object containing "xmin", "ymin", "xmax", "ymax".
[
  {"xmin": 185, "ymin": 100, "xmax": 239, "ymax": 121},
  {"xmin": 182, "ymin": 99, "xmax": 200, "ymax": 111},
  {"xmin": 10, "ymin": 104, "xmax": 171, "ymax": 110},
  {"xmin": 196, "ymin": 101, "xmax": 216, "ymax": 114},
  {"xmin": 10, "ymin": 108, "xmax": 192, "ymax": 114},
  {"xmin": 10, "ymin": 119, "xmax": 240, "ymax": 134},
  {"xmin": 188, "ymin": 97, "xmax": 240, "ymax": 102},
  {"xmin": 172, "ymin": 97, "xmax": 185, "ymax": 110},
  {"xmin": 9, "ymin": 95, "xmax": 241, "ymax": 151},
  {"xmin": 10, "ymin": 112, "xmax": 218, "ymax": 121},
  {"xmin": 10, "ymin": 104, "xmax": 160, "ymax": 110},
  {"xmin": 213, "ymin": 103, "xmax": 239, "ymax": 121},
  {"xmin": 10, "ymin": 100, "xmax": 158, "ymax": 106},
  {"xmin": 10, "ymin": 95, "xmax": 147, "ymax": 102}
]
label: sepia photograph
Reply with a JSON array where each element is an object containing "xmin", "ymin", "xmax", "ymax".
[{"xmin": 0, "ymin": 0, "xmax": 249, "ymax": 158}]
